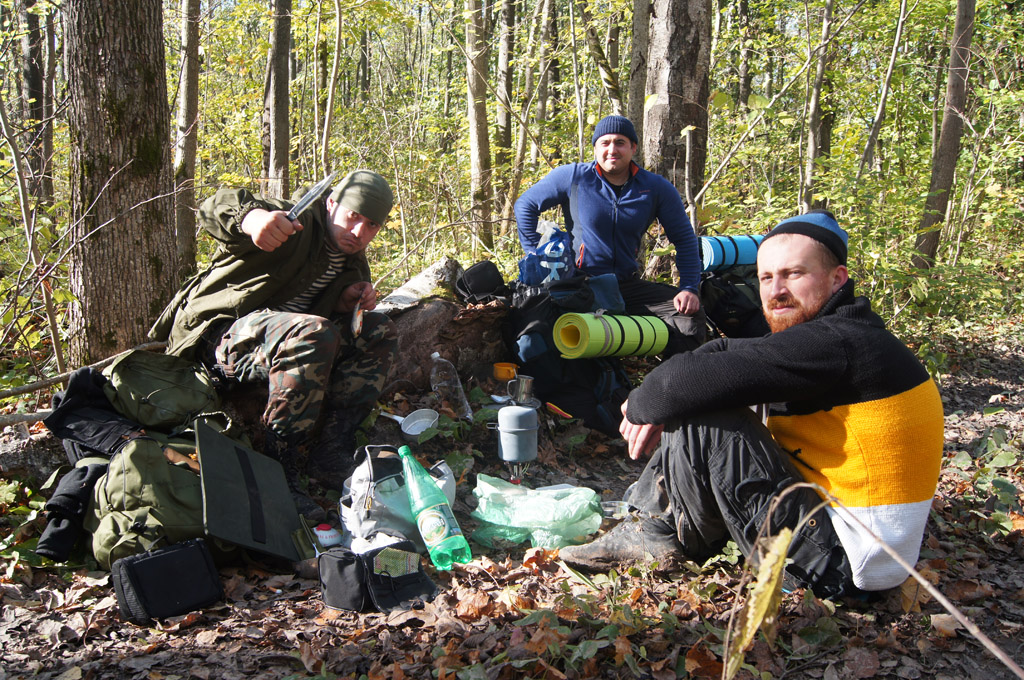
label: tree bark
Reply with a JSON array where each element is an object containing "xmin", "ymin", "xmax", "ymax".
[
  {"xmin": 530, "ymin": 0, "xmax": 555, "ymax": 164},
  {"xmin": 494, "ymin": 0, "xmax": 516, "ymax": 203},
  {"xmin": 736, "ymin": 0, "xmax": 753, "ymax": 107},
  {"xmin": 466, "ymin": 0, "xmax": 494, "ymax": 250},
  {"xmin": 626, "ymin": 0, "xmax": 650, "ymax": 154},
  {"xmin": 913, "ymin": 0, "xmax": 975, "ymax": 269},
  {"xmin": 173, "ymin": 0, "xmax": 201, "ymax": 281},
  {"xmin": 65, "ymin": 0, "xmax": 178, "ymax": 364},
  {"xmin": 579, "ymin": 0, "xmax": 624, "ymax": 114},
  {"xmin": 19, "ymin": 0, "xmax": 47, "ymax": 201},
  {"xmin": 857, "ymin": 0, "xmax": 909, "ymax": 179},
  {"xmin": 800, "ymin": 0, "xmax": 833, "ymax": 213},
  {"xmin": 320, "ymin": 0, "xmax": 343, "ymax": 173},
  {"xmin": 644, "ymin": 0, "xmax": 711, "ymax": 202},
  {"xmin": 266, "ymin": 0, "xmax": 291, "ymax": 199},
  {"xmin": 41, "ymin": 5, "xmax": 55, "ymax": 202}
]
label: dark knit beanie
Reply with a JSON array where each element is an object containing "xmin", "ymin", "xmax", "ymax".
[
  {"xmin": 762, "ymin": 209, "xmax": 849, "ymax": 265},
  {"xmin": 591, "ymin": 115, "xmax": 639, "ymax": 146},
  {"xmin": 329, "ymin": 170, "xmax": 394, "ymax": 226}
]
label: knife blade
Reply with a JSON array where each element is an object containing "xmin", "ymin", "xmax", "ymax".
[{"xmin": 286, "ymin": 171, "xmax": 338, "ymax": 222}]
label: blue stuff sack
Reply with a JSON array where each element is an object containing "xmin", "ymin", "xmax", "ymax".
[{"xmin": 518, "ymin": 227, "xmax": 575, "ymax": 286}]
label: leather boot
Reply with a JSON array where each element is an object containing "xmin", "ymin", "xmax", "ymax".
[
  {"xmin": 307, "ymin": 405, "xmax": 368, "ymax": 492},
  {"xmin": 263, "ymin": 429, "xmax": 326, "ymax": 523},
  {"xmin": 559, "ymin": 517, "xmax": 682, "ymax": 572}
]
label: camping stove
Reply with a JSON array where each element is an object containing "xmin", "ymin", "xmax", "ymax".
[{"xmin": 495, "ymin": 404, "xmax": 538, "ymax": 483}]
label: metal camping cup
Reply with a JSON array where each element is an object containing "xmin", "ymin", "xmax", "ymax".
[{"xmin": 506, "ymin": 375, "xmax": 535, "ymax": 404}]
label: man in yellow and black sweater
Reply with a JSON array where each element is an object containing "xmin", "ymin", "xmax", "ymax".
[{"xmin": 561, "ymin": 210, "xmax": 944, "ymax": 597}]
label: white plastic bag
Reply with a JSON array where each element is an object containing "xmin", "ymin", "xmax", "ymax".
[{"xmin": 470, "ymin": 474, "xmax": 602, "ymax": 549}]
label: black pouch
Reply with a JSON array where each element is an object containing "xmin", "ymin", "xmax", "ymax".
[
  {"xmin": 111, "ymin": 538, "xmax": 223, "ymax": 625},
  {"xmin": 318, "ymin": 534, "xmax": 438, "ymax": 614},
  {"xmin": 455, "ymin": 260, "xmax": 511, "ymax": 305}
]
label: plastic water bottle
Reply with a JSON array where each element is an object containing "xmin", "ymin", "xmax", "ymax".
[
  {"xmin": 398, "ymin": 445, "xmax": 471, "ymax": 570},
  {"xmin": 429, "ymin": 352, "xmax": 473, "ymax": 421}
]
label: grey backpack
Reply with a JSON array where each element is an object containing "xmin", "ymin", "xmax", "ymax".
[{"xmin": 339, "ymin": 445, "xmax": 455, "ymax": 554}]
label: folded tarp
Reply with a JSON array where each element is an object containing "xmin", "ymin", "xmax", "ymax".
[{"xmin": 553, "ymin": 313, "xmax": 668, "ymax": 359}]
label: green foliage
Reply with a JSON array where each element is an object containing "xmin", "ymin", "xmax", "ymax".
[
  {"xmin": 0, "ymin": 0, "xmax": 1021, "ymax": 396},
  {"xmin": 0, "ymin": 474, "xmax": 49, "ymax": 579},
  {"xmin": 947, "ymin": 426, "xmax": 1022, "ymax": 533}
]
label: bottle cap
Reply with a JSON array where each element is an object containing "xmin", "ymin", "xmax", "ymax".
[{"xmin": 313, "ymin": 523, "xmax": 343, "ymax": 547}]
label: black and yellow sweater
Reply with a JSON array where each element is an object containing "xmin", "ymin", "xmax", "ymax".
[{"xmin": 627, "ymin": 281, "xmax": 944, "ymax": 590}]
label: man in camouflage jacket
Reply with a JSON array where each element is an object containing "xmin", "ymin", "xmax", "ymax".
[{"xmin": 150, "ymin": 171, "xmax": 398, "ymax": 520}]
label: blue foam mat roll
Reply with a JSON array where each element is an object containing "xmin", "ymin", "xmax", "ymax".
[{"xmin": 700, "ymin": 234, "xmax": 764, "ymax": 272}]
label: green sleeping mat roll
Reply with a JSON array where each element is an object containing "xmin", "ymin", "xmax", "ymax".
[{"xmin": 553, "ymin": 313, "xmax": 669, "ymax": 359}]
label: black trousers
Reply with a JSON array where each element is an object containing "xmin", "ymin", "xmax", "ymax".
[
  {"xmin": 624, "ymin": 407, "xmax": 856, "ymax": 598},
  {"xmin": 618, "ymin": 278, "xmax": 706, "ymax": 356}
]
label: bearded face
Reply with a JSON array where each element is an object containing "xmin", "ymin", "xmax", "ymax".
[
  {"xmin": 763, "ymin": 286, "xmax": 833, "ymax": 333},
  {"xmin": 757, "ymin": 234, "xmax": 848, "ymax": 334}
]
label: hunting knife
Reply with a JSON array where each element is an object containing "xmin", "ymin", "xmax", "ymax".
[{"xmin": 286, "ymin": 171, "xmax": 338, "ymax": 222}]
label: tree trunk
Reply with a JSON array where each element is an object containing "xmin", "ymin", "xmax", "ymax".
[
  {"xmin": 494, "ymin": 0, "xmax": 515, "ymax": 204},
  {"xmin": 357, "ymin": 30, "xmax": 370, "ymax": 98},
  {"xmin": 644, "ymin": 0, "xmax": 711, "ymax": 202},
  {"xmin": 857, "ymin": 0, "xmax": 909, "ymax": 179},
  {"xmin": 530, "ymin": 0, "xmax": 555, "ymax": 164},
  {"xmin": 580, "ymin": 0, "xmax": 624, "ymax": 114},
  {"xmin": 266, "ymin": 0, "xmax": 291, "ymax": 199},
  {"xmin": 19, "ymin": 0, "xmax": 46, "ymax": 201},
  {"xmin": 501, "ymin": 0, "xmax": 549, "ymax": 225},
  {"xmin": 466, "ymin": 0, "xmax": 494, "ymax": 250},
  {"xmin": 913, "ymin": 0, "xmax": 975, "ymax": 269},
  {"xmin": 736, "ymin": 0, "xmax": 753, "ymax": 107},
  {"xmin": 626, "ymin": 0, "xmax": 650, "ymax": 154},
  {"xmin": 40, "ymin": 5, "xmax": 55, "ymax": 202},
  {"xmin": 65, "ymin": 0, "xmax": 178, "ymax": 365},
  {"xmin": 173, "ymin": 0, "xmax": 201, "ymax": 281},
  {"xmin": 800, "ymin": 0, "xmax": 833, "ymax": 214},
  {"xmin": 320, "ymin": 0, "xmax": 343, "ymax": 173},
  {"xmin": 607, "ymin": 13, "xmax": 621, "ymax": 72}
]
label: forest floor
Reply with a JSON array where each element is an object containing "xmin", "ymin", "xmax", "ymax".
[{"xmin": 1, "ymin": 320, "xmax": 1023, "ymax": 680}]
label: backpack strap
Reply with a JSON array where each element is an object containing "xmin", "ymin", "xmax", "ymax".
[{"xmin": 111, "ymin": 508, "xmax": 165, "ymax": 555}]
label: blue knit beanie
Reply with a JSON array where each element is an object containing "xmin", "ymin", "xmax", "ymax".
[
  {"xmin": 762, "ymin": 210, "xmax": 849, "ymax": 265},
  {"xmin": 591, "ymin": 115, "xmax": 639, "ymax": 145}
]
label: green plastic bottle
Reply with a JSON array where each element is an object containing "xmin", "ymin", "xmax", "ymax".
[{"xmin": 398, "ymin": 445, "xmax": 472, "ymax": 570}]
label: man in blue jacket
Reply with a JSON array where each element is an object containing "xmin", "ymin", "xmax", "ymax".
[{"xmin": 514, "ymin": 115, "xmax": 705, "ymax": 354}]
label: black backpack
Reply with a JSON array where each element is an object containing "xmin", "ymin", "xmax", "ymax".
[
  {"xmin": 700, "ymin": 264, "xmax": 770, "ymax": 338},
  {"xmin": 503, "ymin": 276, "xmax": 631, "ymax": 437}
]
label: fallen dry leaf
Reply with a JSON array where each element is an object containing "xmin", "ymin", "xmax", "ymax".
[
  {"xmin": 455, "ymin": 589, "xmax": 492, "ymax": 619},
  {"xmin": 930, "ymin": 613, "xmax": 963, "ymax": 637},
  {"xmin": 685, "ymin": 644, "xmax": 724, "ymax": 678},
  {"xmin": 524, "ymin": 620, "xmax": 567, "ymax": 655},
  {"xmin": 900, "ymin": 568, "xmax": 940, "ymax": 613},
  {"xmin": 613, "ymin": 635, "xmax": 633, "ymax": 666},
  {"xmin": 842, "ymin": 646, "xmax": 880, "ymax": 678},
  {"xmin": 946, "ymin": 579, "xmax": 995, "ymax": 602}
]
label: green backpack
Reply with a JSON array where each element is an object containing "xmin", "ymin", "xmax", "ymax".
[
  {"xmin": 83, "ymin": 436, "xmax": 206, "ymax": 570},
  {"xmin": 102, "ymin": 350, "xmax": 219, "ymax": 431}
]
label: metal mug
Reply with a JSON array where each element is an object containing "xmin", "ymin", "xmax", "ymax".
[{"xmin": 506, "ymin": 374, "xmax": 535, "ymax": 404}]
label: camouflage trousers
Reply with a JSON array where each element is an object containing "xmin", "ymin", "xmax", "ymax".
[{"xmin": 209, "ymin": 309, "xmax": 397, "ymax": 442}]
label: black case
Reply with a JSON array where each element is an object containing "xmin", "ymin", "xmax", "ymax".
[
  {"xmin": 111, "ymin": 538, "xmax": 223, "ymax": 625},
  {"xmin": 318, "ymin": 535, "xmax": 437, "ymax": 614}
]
